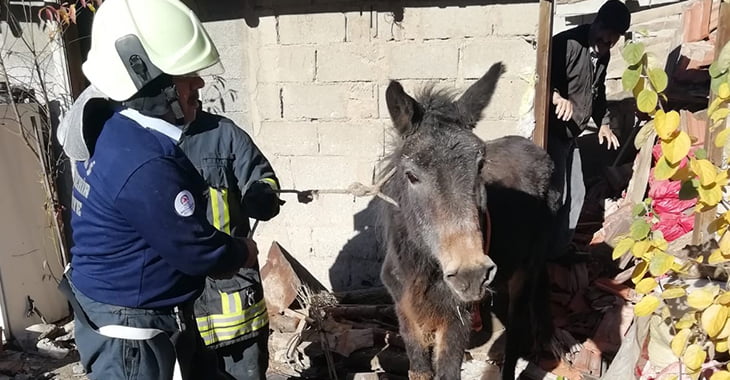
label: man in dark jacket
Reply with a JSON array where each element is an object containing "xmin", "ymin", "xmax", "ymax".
[
  {"xmin": 548, "ymin": 0, "xmax": 630, "ymax": 257},
  {"xmin": 179, "ymin": 105, "xmax": 282, "ymax": 379}
]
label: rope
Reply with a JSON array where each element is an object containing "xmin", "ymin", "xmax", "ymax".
[{"xmin": 273, "ymin": 167, "xmax": 399, "ymax": 208}]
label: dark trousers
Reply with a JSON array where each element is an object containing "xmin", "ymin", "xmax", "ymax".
[
  {"xmin": 69, "ymin": 275, "xmax": 229, "ymax": 380},
  {"xmin": 547, "ymin": 134, "xmax": 585, "ymax": 258},
  {"xmin": 216, "ymin": 331, "xmax": 269, "ymax": 379}
]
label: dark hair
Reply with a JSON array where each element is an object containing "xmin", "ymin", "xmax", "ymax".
[{"xmin": 595, "ymin": 0, "xmax": 631, "ymax": 34}]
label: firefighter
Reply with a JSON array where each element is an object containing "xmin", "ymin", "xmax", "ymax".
[
  {"xmin": 180, "ymin": 104, "xmax": 283, "ymax": 379},
  {"xmin": 57, "ymin": 0, "xmax": 256, "ymax": 378}
]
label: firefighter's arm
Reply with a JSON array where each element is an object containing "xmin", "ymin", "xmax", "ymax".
[
  {"xmin": 114, "ymin": 156, "xmax": 251, "ymax": 277},
  {"xmin": 228, "ymin": 123, "xmax": 283, "ymax": 220}
]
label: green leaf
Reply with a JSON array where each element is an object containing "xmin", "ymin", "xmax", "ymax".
[
  {"xmin": 633, "ymin": 203, "xmax": 647, "ymax": 217},
  {"xmin": 622, "ymin": 67, "xmax": 641, "ymax": 92},
  {"xmin": 710, "ymin": 61, "xmax": 726, "ymax": 78},
  {"xmin": 631, "ymin": 219, "xmax": 652, "ymax": 240},
  {"xmin": 637, "ymin": 89, "xmax": 659, "ymax": 113},
  {"xmin": 649, "ymin": 251, "xmax": 674, "ymax": 276},
  {"xmin": 712, "ymin": 71, "xmax": 730, "ymax": 95},
  {"xmin": 679, "ymin": 180, "xmax": 699, "ymax": 200},
  {"xmin": 695, "ymin": 148, "xmax": 708, "ymax": 160},
  {"xmin": 717, "ymin": 41, "xmax": 730, "ymax": 73},
  {"xmin": 648, "ymin": 68, "xmax": 668, "ymax": 93},
  {"xmin": 623, "ymin": 43, "xmax": 646, "ymax": 66}
]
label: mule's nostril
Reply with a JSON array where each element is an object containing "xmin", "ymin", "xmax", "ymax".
[{"xmin": 483, "ymin": 264, "xmax": 497, "ymax": 285}]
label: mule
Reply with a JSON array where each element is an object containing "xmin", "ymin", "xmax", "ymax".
[{"xmin": 378, "ymin": 62, "xmax": 559, "ymax": 380}]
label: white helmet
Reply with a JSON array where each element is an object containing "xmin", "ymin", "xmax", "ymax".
[{"xmin": 82, "ymin": 0, "xmax": 222, "ymax": 102}]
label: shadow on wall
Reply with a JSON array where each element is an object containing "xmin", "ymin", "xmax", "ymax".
[
  {"xmin": 185, "ymin": 0, "xmax": 534, "ymax": 25},
  {"xmin": 328, "ymin": 199, "xmax": 386, "ymax": 292}
]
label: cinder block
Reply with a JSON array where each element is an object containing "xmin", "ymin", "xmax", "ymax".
[
  {"xmin": 461, "ymin": 38, "xmax": 536, "ymax": 80},
  {"xmin": 479, "ymin": 76, "xmax": 530, "ymax": 120},
  {"xmin": 376, "ymin": 11, "xmax": 405, "ymax": 41},
  {"xmin": 254, "ymin": 84, "xmax": 282, "ymax": 121},
  {"xmin": 281, "ymin": 195, "xmax": 357, "ymax": 229},
  {"xmin": 264, "ymin": 156, "xmax": 294, "ymax": 188},
  {"xmin": 316, "ymin": 44, "xmax": 383, "ymax": 82},
  {"xmin": 387, "ymin": 42, "xmax": 459, "ymax": 79},
  {"xmin": 489, "ymin": 4, "xmax": 539, "ymax": 36},
  {"xmin": 220, "ymin": 112, "xmax": 254, "ymax": 135},
  {"xmin": 345, "ymin": 11, "xmax": 374, "ymax": 42},
  {"xmin": 256, "ymin": 121, "xmax": 319, "ymax": 156},
  {"xmin": 201, "ymin": 77, "xmax": 248, "ymax": 114},
  {"xmin": 318, "ymin": 121, "xmax": 385, "ymax": 158},
  {"xmin": 203, "ymin": 19, "xmax": 244, "ymax": 47},
  {"xmin": 473, "ymin": 119, "xmax": 522, "ymax": 142},
  {"xmin": 255, "ymin": 16, "xmax": 279, "ymax": 46},
  {"xmin": 289, "ymin": 156, "xmax": 377, "ymax": 190},
  {"xmin": 283, "ymin": 83, "xmax": 377, "ymax": 120},
  {"xmin": 258, "ymin": 46, "xmax": 316, "ymax": 83},
  {"xmin": 216, "ymin": 45, "xmax": 245, "ymax": 79},
  {"xmin": 278, "ymin": 13, "xmax": 346, "ymax": 45},
  {"xmin": 403, "ymin": 6, "xmax": 495, "ymax": 40}
]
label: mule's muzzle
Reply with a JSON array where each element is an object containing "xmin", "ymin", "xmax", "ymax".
[{"xmin": 444, "ymin": 259, "xmax": 497, "ymax": 303}]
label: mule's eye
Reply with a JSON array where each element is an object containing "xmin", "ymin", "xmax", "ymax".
[{"xmin": 405, "ymin": 171, "xmax": 420, "ymax": 184}]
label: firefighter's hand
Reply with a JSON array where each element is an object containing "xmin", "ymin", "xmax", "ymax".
[
  {"xmin": 242, "ymin": 238, "xmax": 259, "ymax": 268},
  {"xmin": 552, "ymin": 92, "xmax": 573, "ymax": 122}
]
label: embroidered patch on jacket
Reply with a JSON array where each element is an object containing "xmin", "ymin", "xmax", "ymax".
[{"xmin": 175, "ymin": 190, "xmax": 195, "ymax": 217}]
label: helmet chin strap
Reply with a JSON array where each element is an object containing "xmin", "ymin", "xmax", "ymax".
[{"xmin": 163, "ymin": 85, "xmax": 185, "ymax": 126}]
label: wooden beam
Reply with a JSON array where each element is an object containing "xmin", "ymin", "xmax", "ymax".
[
  {"xmin": 692, "ymin": 2, "xmax": 730, "ymax": 245},
  {"xmin": 533, "ymin": 0, "xmax": 555, "ymax": 150}
]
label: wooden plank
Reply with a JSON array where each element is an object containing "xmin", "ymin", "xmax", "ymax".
[
  {"xmin": 692, "ymin": 2, "xmax": 730, "ymax": 244},
  {"xmin": 533, "ymin": 0, "xmax": 554, "ymax": 150}
]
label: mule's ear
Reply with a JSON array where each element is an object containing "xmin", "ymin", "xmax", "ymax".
[
  {"xmin": 457, "ymin": 62, "xmax": 504, "ymax": 128},
  {"xmin": 386, "ymin": 80, "xmax": 421, "ymax": 136}
]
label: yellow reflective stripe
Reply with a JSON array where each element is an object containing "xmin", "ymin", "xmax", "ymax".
[
  {"xmin": 233, "ymin": 292, "xmax": 242, "ymax": 314},
  {"xmin": 199, "ymin": 313, "xmax": 269, "ymax": 346},
  {"xmin": 220, "ymin": 291, "xmax": 230, "ymax": 314},
  {"xmin": 261, "ymin": 178, "xmax": 279, "ymax": 190},
  {"xmin": 220, "ymin": 189, "xmax": 230, "ymax": 234},
  {"xmin": 196, "ymin": 299, "xmax": 267, "ymax": 333},
  {"xmin": 210, "ymin": 188, "xmax": 221, "ymax": 230}
]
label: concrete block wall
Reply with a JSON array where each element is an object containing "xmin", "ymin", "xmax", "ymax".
[{"xmin": 201, "ymin": 3, "xmax": 539, "ymax": 291}]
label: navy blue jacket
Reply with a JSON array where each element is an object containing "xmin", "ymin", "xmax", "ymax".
[{"xmin": 70, "ymin": 112, "xmax": 243, "ymax": 308}]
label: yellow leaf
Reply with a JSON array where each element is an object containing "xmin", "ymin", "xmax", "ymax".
[
  {"xmin": 722, "ymin": 83, "xmax": 730, "ymax": 99},
  {"xmin": 649, "ymin": 251, "xmax": 674, "ymax": 276},
  {"xmin": 720, "ymin": 293, "xmax": 730, "ymax": 306},
  {"xmin": 712, "ymin": 370, "xmax": 730, "ymax": 380},
  {"xmin": 709, "ymin": 248, "xmax": 730, "ymax": 265},
  {"xmin": 631, "ymin": 260, "xmax": 649, "ymax": 284},
  {"xmin": 654, "ymin": 155, "xmax": 680, "ymax": 180},
  {"xmin": 719, "ymin": 318, "xmax": 730, "ymax": 339},
  {"xmin": 690, "ymin": 158, "xmax": 718, "ymax": 187},
  {"xmin": 716, "ymin": 128, "xmax": 730, "ymax": 148},
  {"xmin": 634, "ymin": 294, "xmax": 661, "ymax": 317},
  {"xmin": 688, "ymin": 287, "xmax": 718, "ymax": 310},
  {"xmin": 661, "ymin": 131, "xmax": 692, "ymax": 165},
  {"xmin": 710, "ymin": 97, "xmax": 726, "ymax": 116},
  {"xmin": 612, "ymin": 237, "xmax": 635, "ymax": 260},
  {"xmin": 701, "ymin": 304, "xmax": 729, "ymax": 337},
  {"xmin": 636, "ymin": 278, "xmax": 658, "ymax": 294},
  {"xmin": 683, "ymin": 343, "xmax": 707, "ymax": 371},
  {"xmin": 671, "ymin": 328, "xmax": 692, "ymax": 357},
  {"xmin": 698, "ymin": 182, "xmax": 723, "ymax": 207},
  {"xmin": 718, "ymin": 170, "xmax": 730, "ymax": 187},
  {"xmin": 675, "ymin": 311, "xmax": 698, "ymax": 329},
  {"xmin": 712, "ymin": 107, "xmax": 730, "ymax": 124},
  {"xmin": 651, "ymin": 237, "xmax": 669, "ymax": 251},
  {"xmin": 663, "ymin": 287, "xmax": 687, "ymax": 299},
  {"xmin": 721, "ymin": 233, "xmax": 730, "ymax": 256},
  {"xmin": 654, "ymin": 110, "xmax": 681, "ymax": 140},
  {"xmin": 710, "ymin": 340, "xmax": 730, "ymax": 354},
  {"xmin": 632, "ymin": 240, "xmax": 652, "ymax": 258}
]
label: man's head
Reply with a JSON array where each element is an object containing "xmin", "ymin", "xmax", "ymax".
[
  {"xmin": 82, "ymin": 0, "xmax": 221, "ymax": 126},
  {"xmin": 590, "ymin": 0, "xmax": 631, "ymax": 57}
]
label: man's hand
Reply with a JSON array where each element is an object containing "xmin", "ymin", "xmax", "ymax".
[
  {"xmin": 598, "ymin": 124, "xmax": 620, "ymax": 150},
  {"xmin": 552, "ymin": 92, "xmax": 573, "ymax": 122},
  {"xmin": 242, "ymin": 238, "xmax": 259, "ymax": 268}
]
